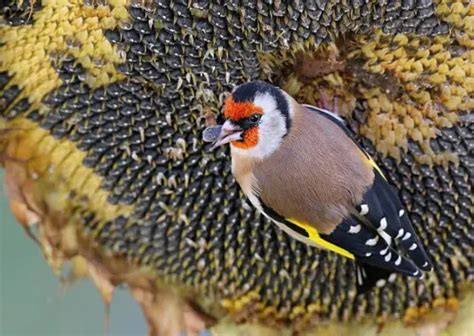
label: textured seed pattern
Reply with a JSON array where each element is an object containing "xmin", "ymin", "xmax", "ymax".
[
  {"xmin": 260, "ymin": 0, "xmax": 473, "ymax": 164},
  {"xmin": 0, "ymin": 0, "xmax": 42, "ymax": 26},
  {"xmin": 0, "ymin": 0, "xmax": 472, "ymax": 327}
]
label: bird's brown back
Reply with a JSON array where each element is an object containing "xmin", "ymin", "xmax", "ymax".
[{"xmin": 253, "ymin": 103, "xmax": 374, "ymax": 234}]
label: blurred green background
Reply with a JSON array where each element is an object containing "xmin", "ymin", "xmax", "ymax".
[{"xmin": 0, "ymin": 171, "xmax": 148, "ymax": 336}]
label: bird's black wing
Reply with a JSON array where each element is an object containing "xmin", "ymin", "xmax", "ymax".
[{"xmin": 258, "ymin": 198, "xmax": 423, "ymax": 293}]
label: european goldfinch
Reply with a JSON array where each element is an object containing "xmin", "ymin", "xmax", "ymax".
[{"xmin": 203, "ymin": 81, "xmax": 432, "ymax": 291}]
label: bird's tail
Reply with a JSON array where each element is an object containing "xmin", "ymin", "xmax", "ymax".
[{"xmin": 356, "ymin": 262, "xmax": 396, "ymax": 294}]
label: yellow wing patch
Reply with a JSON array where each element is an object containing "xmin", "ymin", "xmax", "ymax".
[
  {"xmin": 358, "ymin": 149, "xmax": 387, "ymax": 179},
  {"xmin": 366, "ymin": 155, "xmax": 386, "ymax": 179},
  {"xmin": 287, "ymin": 218, "xmax": 355, "ymax": 260}
]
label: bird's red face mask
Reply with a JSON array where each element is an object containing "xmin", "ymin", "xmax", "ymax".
[{"xmin": 203, "ymin": 96, "xmax": 263, "ymax": 149}]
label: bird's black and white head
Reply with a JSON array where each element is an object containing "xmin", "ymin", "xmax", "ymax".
[{"xmin": 203, "ymin": 81, "xmax": 293, "ymax": 159}]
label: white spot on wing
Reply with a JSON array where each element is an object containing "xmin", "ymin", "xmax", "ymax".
[
  {"xmin": 378, "ymin": 217, "xmax": 387, "ymax": 230},
  {"xmin": 379, "ymin": 231, "xmax": 392, "ymax": 246},
  {"xmin": 384, "ymin": 252, "xmax": 392, "ymax": 262},
  {"xmin": 396, "ymin": 228, "xmax": 405, "ymax": 239},
  {"xmin": 365, "ymin": 236, "xmax": 379, "ymax": 246},
  {"xmin": 365, "ymin": 252, "xmax": 372, "ymax": 257},
  {"xmin": 399, "ymin": 209, "xmax": 405, "ymax": 217},
  {"xmin": 409, "ymin": 243, "xmax": 417, "ymax": 250},
  {"xmin": 380, "ymin": 246, "xmax": 390, "ymax": 256},
  {"xmin": 402, "ymin": 232, "xmax": 412, "ymax": 241},
  {"xmin": 422, "ymin": 261, "xmax": 428, "ymax": 268},
  {"xmin": 349, "ymin": 224, "xmax": 362, "ymax": 234},
  {"xmin": 359, "ymin": 204, "xmax": 369, "ymax": 216},
  {"xmin": 395, "ymin": 255, "xmax": 402, "ymax": 266}
]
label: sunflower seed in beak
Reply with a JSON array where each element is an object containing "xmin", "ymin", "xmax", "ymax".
[{"xmin": 202, "ymin": 125, "xmax": 223, "ymax": 143}]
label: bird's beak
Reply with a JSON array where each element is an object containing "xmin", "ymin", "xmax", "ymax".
[{"xmin": 202, "ymin": 120, "xmax": 242, "ymax": 149}]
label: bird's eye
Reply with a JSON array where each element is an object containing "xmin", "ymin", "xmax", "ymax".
[{"xmin": 249, "ymin": 114, "xmax": 261, "ymax": 123}]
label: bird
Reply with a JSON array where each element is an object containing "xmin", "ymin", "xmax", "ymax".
[{"xmin": 203, "ymin": 80, "xmax": 433, "ymax": 292}]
